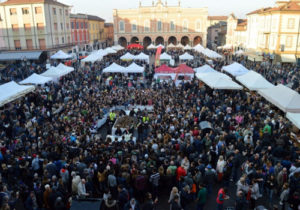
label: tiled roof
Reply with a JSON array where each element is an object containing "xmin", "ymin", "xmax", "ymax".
[
  {"xmin": 247, "ymin": 1, "xmax": 300, "ymax": 15},
  {"xmin": 208, "ymin": 16, "xmax": 228, "ymax": 21},
  {"xmin": 87, "ymin": 15, "xmax": 105, "ymax": 22},
  {"xmin": 0, "ymin": 0, "xmax": 69, "ymax": 7}
]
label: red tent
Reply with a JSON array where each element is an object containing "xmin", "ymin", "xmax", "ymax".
[
  {"xmin": 174, "ymin": 64, "xmax": 194, "ymax": 74},
  {"xmin": 127, "ymin": 43, "xmax": 144, "ymax": 49},
  {"xmin": 155, "ymin": 64, "xmax": 174, "ymax": 73}
]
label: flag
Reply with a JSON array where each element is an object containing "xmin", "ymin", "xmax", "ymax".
[{"xmin": 155, "ymin": 46, "xmax": 162, "ymax": 67}]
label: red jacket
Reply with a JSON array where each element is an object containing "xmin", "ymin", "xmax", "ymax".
[
  {"xmin": 176, "ymin": 166, "xmax": 187, "ymax": 181},
  {"xmin": 216, "ymin": 188, "xmax": 225, "ymax": 204}
]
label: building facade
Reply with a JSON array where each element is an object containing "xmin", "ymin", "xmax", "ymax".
[
  {"xmin": 104, "ymin": 23, "xmax": 114, "ymax": 47},
  {"xmin": 207, "ymin": 16, "xmax": 227, "ymax": 49},
  {"xmin": 70, "ymin": 13, "xmax": 89, "ymax": 51},
  {"xmin": 0, "ymin": 0, "xmax": 72, "ymax": 51},
  {"xmin": 113, "ymin": 0, "xmax": 208, "ymax": 47},
  {"xmin": 246, "ymin": 0, "xmax": 300, "ymax": 62},
  {"xmin": 87, "ymin": 15, "xmax": 105, "ymax": 49}
]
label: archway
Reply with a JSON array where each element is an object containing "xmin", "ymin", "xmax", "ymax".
[
  {"xmin": 118, "ymin": 37, "xmax": 127, "ymax": 47},
  {"xmin": 130, "ymin": 36, "xmax": 139, "ymax": 44},
  {"xmin": 181, "ymin": 36, "xmax": 190, "ymax": 46},
  {"xmin": 168, "ymin": 36, "xmax": 177, "ymax": 45},
  {"xmin": 143, "ymin": 36, "xmax": 152, "ymax": 48},
  {"xmin": 193, "ymin": 36, "xmax": 202, "ymax": 46},
  {"xmin": 155, "ymin": 36, "xmax": 164, "ymax": 45}
]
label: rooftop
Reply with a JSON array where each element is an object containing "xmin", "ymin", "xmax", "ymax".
[
  {"xmin": 87, "ymin": 14, "xmax": 105, "ymax": 22},
  {"xmin": 247, "ymin": 1, "xmax": 300, "ymax": 15},
  {"xmin": 208, "ymin": 16, "xmax": 228, "ymax": 21},
  {"xmin": 0, "ymin": 0, "xmax": 69, "ymax": 7}
]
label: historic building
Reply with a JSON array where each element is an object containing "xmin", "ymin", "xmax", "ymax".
[
  {"xmin": 104, "ymin": 23, "xmax": 114, "ymax": 47},
  {"xmin": 246, "ymin": 0, "xmax": 300, "ymax": 62},
  {"xmin": 207, "ymin": 16, "xmax": 227, "ymax": 49},
  {"xmin": 70, "ymin": 13, "xmax": 89, "ymax": 51},
  {"xmin": 226, "ymin": 14, "xmax": 247, "ymax": 49},
  {"xmin": 0, "ymin": 0, "xmax": 72, "ymax": 51},
  {"xmin": 87, "ymin": 14, "xmax": 105, "ymax": 49},
  {"xmin": 113, "ymin": 0, "xmax": 208, "ymax": 47}
]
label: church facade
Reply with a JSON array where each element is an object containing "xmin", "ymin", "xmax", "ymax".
[{"xmin": 113, "ymin": 0, "xmax": 208, "ymax": 47}]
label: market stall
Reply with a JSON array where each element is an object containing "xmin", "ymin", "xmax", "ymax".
[
  {"xmin": 258, "ymin": 85, "xmax": 300, "ymax": 113},
  {"xmin": 50, "ymin": 50, "xmax": 72, "ymax": 60},
  {"xmin": 120, "ymin": 52, "xmax": 135, "ymax": 61},
  {"xmin": 179, "ymin": 52, "xmax": 194, "ymax": 61},
  {"xmin": 41, "ymin": 66, "xmax": 74, "ymax": 78},
  {"xmin": 222, "ymin": 62, "xmax": 249, "ymax": 77},
  {"xmin": 193, "ymin": 44, "xmax": 205, "ymax": 53},
  {"xmin": 112, "ymin": 45, "xmax": 125, "ymax": 51},
  {"xmin": 160, "ymin": 52, "xmax": 172, "ymax": 65},
  {"xmin": 19, "ymin": 73, "xmax": 53, "ymax": 85},
  {"xmin": 134, "ymin": 52, "xmax": 150, "ymax": 63},
  {"xmin": 102, "ymin": 63, "xmax": 126, "ymax": 73},
  {"xmin": 147, "ymin": 44, "xmax": 156, "ymax": 50},
  {"xmin": 196, "ymin": 73, "xmax": 242, "ymax": 90},
  {"xmin": 194, "ymin": 65, "xmax": 218, "ymax": 74},
  {"xmin": 0, "ymin": 81, "xmax": 35, "ymax": 107},
  {"xmin": 286, "ymin": 113, "xmax": 300, "ymax": 130},
  {"xmin": 104, "ymin": 47, "xmax": 117, "ymax": 55},
  {"xmin": 125, "ymin": 62, "xmax": 144, "ymax": 73},
  {"xmin": 236, "ymin": 70, "xmax": 274, "ymax": 91},
  {"xmin": 183, "ymin": 44, "xmax": 192, "ymax": 51},
  {"xmin": 127, "ymin": 43, "xmax": 143, "ymax": 50}
]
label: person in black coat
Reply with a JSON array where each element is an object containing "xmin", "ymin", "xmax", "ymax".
[{"xmin": 170, "ymin": 195, "xmax": 182, "ymax": 210}]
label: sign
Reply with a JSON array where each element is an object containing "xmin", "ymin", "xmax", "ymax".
[{"xmin": 155, "ymin": 46, "xmax": 162, "ymax": 67}]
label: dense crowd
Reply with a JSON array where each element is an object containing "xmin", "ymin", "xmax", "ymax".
[{"xmin": 0, "ymin": 48, "xmax": 299, "ymax": 210}]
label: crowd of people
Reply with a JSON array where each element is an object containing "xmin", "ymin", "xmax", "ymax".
[{"xmin": 0, "ymin": 47, "xmax": 299, "ymax": 210}]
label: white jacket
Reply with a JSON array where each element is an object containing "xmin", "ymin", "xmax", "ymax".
[{"xmin": 216, "ymin": 160, "xmax": 226, "ymax": 173}]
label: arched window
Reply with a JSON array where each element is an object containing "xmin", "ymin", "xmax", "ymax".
[
  {"xmin": 182, "ymin": 20, "xmax": 188, "ymax": 32},
  {"xmin": 144, "ymin": 20, "xmax": 150, "ymax": 32},
  {"xmin": 119, "ymin": 21, "xmax": 124, "ymax": 32},
  {"xmin": 131, "ymin": 20, "xmax": 137, "ymax": 32}
]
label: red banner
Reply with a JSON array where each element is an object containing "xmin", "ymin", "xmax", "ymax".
[{"xmin": 155, "ymin": 46, "xmax": 162, "ymax": 67}]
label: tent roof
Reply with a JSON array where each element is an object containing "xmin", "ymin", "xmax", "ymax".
[
  {"xmin": 156, "ymin": 44, "xmax": 165, "ymax": 49},
  {"xmin": 0, "ymin": 51, "xmax": 43, "ymax": 61},
  {"xmin": 81, "ymin": 52, "xmax": 103, "ymax": 63},
  {"xmin": 194, "ymin": 65, "xmax": 218, "ymax": 74},
  {"xmin": 112, "ymin": 45, "xmax": 124, "ymax": 51},
  {"xmin": 236, "ymin": 70, "xmax": 274, "ymax": 90},
  {"xmin": 286, "ymin": 112, "xmax": 300, "ymax": 129},
  {"xmin": 258, "ymin": 84, "xmax": 300, "ymax": 113},
  {"xmin": 19, "ymin": 73, "xmax": 53, "ymax": 85},
  {"xmin": 127, "ymin": 43, "xmax": 143, "ymax": 49},
  {"xmin": 222, "ymin": 62, "xmax": 249, "ymax": 76},
  {"xmin": 120, "ymin": 52, "xmax": 135, "ymax": 60},
  {"xmin": 174, "ymin": 64, "xmax": 194, "ymax": 74},
  {"xmin": 41, "ymin": 66, "xmax": 73, "ymax": 78},
  {"xmin": 147, "ymin": 44, "xmax": 156, "ymax": 49},
  {"xmin": 196, "ymin": 73, "xmax": 242, "ymax": 89},
  {"xmin": 160, "ymin": 52, "xmax": 172, "ymax": 60},
  {"xmin": 184, "ymin": 44, "xmax": 192, "ymax": 50},
  {"xmin": 134, "ymin": 52, "xmax": 149, "ymax": 60},
  {"xmin": 196, "ymin": 72, "xmax": 232, "ymax": 80},
  {"xmin": 155, "ymin": 64, "xmax": 174, "ymax": 73},
  {"xmin": 50, "ymin": 50, "xmax": 72, "ymax": 60},
  {"xmin": 193, "ymin": 44, "xmax": 205, "ymax": 52},
  {"xmin": 179, "ymin": 52, "xmax": 194, "ymax": 60},
  {"xmin": 126, "ymin": 62, "xmax": 144, "ymax": 73},
  {"xmin": 104, "ymin": 47, "xmax": 117, "ymax": 54},
  {"xmin": 57, "ymin": 63, "xmax": 74, "ymax": 72},
  {"xmin": 167, "ymin": 43, "xmax": 176, "ymax": 48},
  {"xmin": 0, "ymin": 81, "xmax": 35, "ymax": 107},
  {"xmin": 176, "ymin": 43, "xmax": 184, "ymax": 48},
  {"xmin": 103, "ymin": 63, "xmax": 126, "ymax": 73}
]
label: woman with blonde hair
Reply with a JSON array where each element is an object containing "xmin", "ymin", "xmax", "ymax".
[
  {"xmin": 168, "ymin": 186, "xmax": 180, "ymax": 204},
  {"xmin": 216, "ymin": 155, "xmax": 226, "ymax": 182}
]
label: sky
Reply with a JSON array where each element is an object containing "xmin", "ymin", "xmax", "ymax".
[{"xmin": 62, "ymin": 0, "xmax": 279, "ymax": 22}]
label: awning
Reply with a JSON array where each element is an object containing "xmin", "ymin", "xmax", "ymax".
[
  {"xmin": 281, "ymin": 54, "xmax": 296, "ymax": 63},
  {"xmin": 0, "ymin": 51, "xmax": 43, "ymax": 61}
]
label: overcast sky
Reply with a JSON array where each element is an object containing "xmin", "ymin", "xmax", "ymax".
[{"xmin": 62, "ymin": 0, "xmax": 279, "ymax": 22}]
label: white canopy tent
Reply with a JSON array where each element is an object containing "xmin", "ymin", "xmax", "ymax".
[
  {"xmin": 102, "ymin": 63, "xmax": 127, "ymax": 73},
  {"xmin": 98, "ymin": 49, "xmax": 109, "ymax": 57},
  {"xmin": 112, "ymin": 45, "xmax": 124, "ymax": 51},
  {"xmin": 179, "ymin": 52, "xmax": 194, "ymax": 60},
  {"xmin": 125, "ymin": 63, "xmax": 144, "ymax": 73},
  {"xmin": 194, "ymin": 65, "xmax": 218, "ymax": 74},
  {"xmin": 134, "ymin": 52, "xmax": 149, "ymax": 63},
  {"xmin": 258, "ymin": 85, "xmax": 300, "ymax": 112},
  {"xmin": 286, "ymin": 113, "xmax": 300, "ymax": 129},
  {"xmin": 184, "ymin": 44, "xmax": 192, "ymax": 50},
  {"xmin": 0, "ymin": 81, "xmax": 35, "ymax": 107},
  {"xmin": 156, "ymin": 44, "xmax": 165, "ymax": 49},
  {"xmin": 120, "ymin": 52, "xmax": 135, "ymax": 60},
  {"xmin": 236, "ymin": 70, "xmax": 274, "ymax": 91},
  {"xmin": 196, "ymin": 73, "xmax": 242, "ymax": 90},
  {"xmin": 160, "ymin": 52, "xmax": 172, "ymax": 60},
  {"xmin": 176, "ymin": 43, "xmax": 184, "ymax": 49},
  {"xmin": 147, "ymin": 44, "xmax": 156, "ymax": 49},
  {"xmin": 167, "ymin": 43, "xmax": 176, "ymax": 48},
  {"xmin": 235, "ymin": 50, "xmax": 245, "ymax": 56},
  {"xmin": 105, "ymin": 47, "xmax": 117, "ymax": 54},
  {"xmin": 193, "ymin": 44, "xmax": 205, "ymax": 53},
  {"xmin": 222, "ymin": 62, "xmax": 249, "ymax": 77},
  {"xmin": 41, "ymin": 66, "xmax": 74, "ymax": 78},
  {"xmin": 57, "ymin": 63, "xmax": 74, "ymax": 72},
  {"xmin": 50, "ymin": 50, "xmax": 72, "ymax": 60},
  {"xmin": 81, "ymin": 51, "xmax": 103, "ymax": 63},
  {"xmin": 20, "ymin": 73, "xmax": 53, "ymax": 85}
]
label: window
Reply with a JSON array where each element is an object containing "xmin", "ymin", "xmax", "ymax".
[
  {"xmin": 54, "ymin": 23, "xmax": 58, "ymax": 30},
  {"xmin": 59, "ymin": 9, "xmax": 62, "ymax": 15},
  {"xmin": 39, "ymin": 39, "xmax": 46, "ymax": 49},
  {"xmin": 14, "ymin": 40, "xmax": 21, "ymax": 50},
  {"xmin": 286, "ymin": 36, "xmax": 293, "ymax": 48},
  {"xmin": 157, "ymin": 20, "xmax": 162, "ymax": 31},
  {"xmin": 53, "ymin": 8, "xmax": 56, "ymax": 15},
  {"xmin": 76, "ymin": 22, "xmax": 79, "ymax": 29},
  {"xmin": 196, "ymin": 20, "xmax": 201, "ymax": 32},
  {"xmin": 22, "ymin": 8, "xmax": 29, "ymax": 15},
  {"xmin": 24, "ymin": 23, "xmax": 31, "ymax": 31},
  {"xmin": 26, "ymin": 39, "xmax": 33, "ymax": 50},
  {"xmin": 35, "ymin": 7, "xmax": 42, "ymax": 14},
  {"xmin": 66, "ymin": 23, "xmax": 69, "ymax": 29},
  {"xmin": 65, "ymin": 10, "xmax": 68, "ymax": 16},
  {"xmin": 61, "ymin": 23, "xmax": 63, "ymax": 30},
  {"xmin": 182, "ymin": 20, "xmax": 188, "ymax": 32},
  {"xmin": 119, "ymin": 21, "xmax": 124, "ymax": 31},
  {"xmin": 170, "ymin": 21, "xmax": 175, "ymax": 31},
  {"xmin": 144, "ymin": 20, "xmax": 150, "ymax": 32},
  {"xmin": 10, "ymin": 8, "xmax": 17, "ymax": 15},
  {"xmin": 85, "ymin": 22, "xmax": 88, "ymax": 29},
  {"xmin": 11, "ymin": 24, "xmax": 18, "ymax": 31},
  {"xmin": 62, "ymin": 37, "xmax": 64, "ymax": 44},
  {"xmin": 37, "ymin": 23, "xmax": 44, "ymax": 30},
  {"xmin": 288, "ymin": 18, "xmax": 295, "ymax": 29},
  {"xmin": 93, "ymin": 24, "xmax": 95, "ymax": 30},
  {"xmin": 132, "ymin": 21, "xmax": 137, "ymax": 32},
  {"xmin": 71, "ymin": 22, "xmax": 74, "ymax": 29},
  {"xmin": 81, "ymin": 22, "xmax": 83, "ymax": 29}
]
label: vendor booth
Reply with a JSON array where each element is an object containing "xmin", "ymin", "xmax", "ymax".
[
  {"xmin": 41, "ymin": 66, "xmax": 74, "ymax": 78},
  {"xmin": 134, "ymin": 52, "xmax": 150, "ymax": 63},
  {"xmin": 196, "ymin": 73, "xmax": 242, "ymax": 90},
  {"xmin": 50, "ymin": 50, "xmax": 72, "ymax": 60},
  {"xmin": 194, "ymin": 65, "xmax": 218, "ymax": 74},
  {"xmin": 179, "ymin": 52, "xmax": 194, "ymax": 61},
  {"xmin": 102, "ymin": 63, "xmax": 126, "ymax": 73},
  {"xmin": 236, "ymin": 70, "xmax": 274, "ymax": 91},
  {"xmin": 222, "ymin": 62, "xmax": 249, "ymax": 77},
  {"xmin": 20, "ymin": 73, "xmax": 53, "ymax": 85},
  {"xmin": 120, "ymin": 52, "xmax": 135, "ymax": 61}
]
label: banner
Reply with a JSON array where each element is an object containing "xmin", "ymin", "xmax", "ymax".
[{"xmin": 155, "ymin": 46, "xmax": 162, "ymax": 67}]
